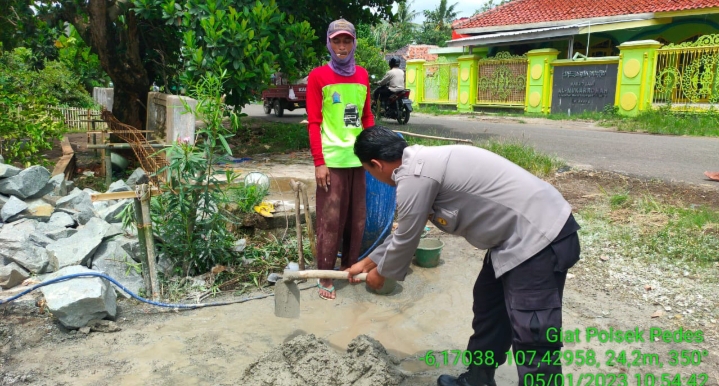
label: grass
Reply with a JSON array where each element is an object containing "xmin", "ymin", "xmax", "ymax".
[
  {"xmin": 419, "ymin": 102, "xmax": 719, "ymax": 137},
  {"xmin": 415, "ymin": 105, "xmax": 465, "ymax": 116},
  {"xmin": 226, "ymin": 183, "xmax": 268, "ymax": 214},
  {"xmin": 229, "ymin": 118, "xmax": 309, "ymax": 156},
  {"xmin": 404, "ymin": 131, "xmax": 566, "ymax": 178},
  {"xmin": 480, "ymin": 139, "xmax": 565, "ymax": 178},
  {"xmin": 613, "ymin": 108, "xmax": 719, "ymax": 137},
  {"xmin": 159, "ymin": 232, "xmax": 314, "ymax": 302},
  {"xmin": 580, "ymin": 190, "xmax": 719, "ymax": 265},
  {"xmin": 534, "ymin": 105, "xmax": 719, "ymax": 137}
]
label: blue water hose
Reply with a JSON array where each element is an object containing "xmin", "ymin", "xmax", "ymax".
[
  {"xmin": 0, "ymin": 272, "xmax": 311, "ymax": 308},
  {"xmin": 357, "ymin": 212, "xmax": 394, "ymax": 261}
]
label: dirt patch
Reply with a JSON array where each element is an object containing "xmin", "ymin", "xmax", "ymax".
[
  {"xmin": 548, "ymin": 169, "xmax": 719, "ymax": 211},
  {"xmin": 240, "ymin": 334, "xmax": 406, "ymax": 386}
]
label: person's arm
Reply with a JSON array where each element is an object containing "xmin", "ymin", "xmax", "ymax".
[
  {"xmin": 368, "ymin": 176, "xmax": 440, "ymax": 280},
  {"xmin": 378, "ymin": 72, "xmax": 391, "ymax": 86},
  {"xmin": 306, "ymin": 70, "xmax": 325, "ymax": 167}
]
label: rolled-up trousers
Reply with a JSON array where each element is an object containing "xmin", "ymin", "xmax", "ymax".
[
  {"xmin": 468, "ymin": 214, "xmax": 581, "ymax": 386},
  {"xmin": 315, "ymin": 167, "xmax": 366, "ymax": 270}
]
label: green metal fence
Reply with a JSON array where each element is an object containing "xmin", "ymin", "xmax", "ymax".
[
  {"xmin": 653, "ymin": 34, "xmax": 719, "ymax": 106},
  {"xmin": 476, "ymin": 52, "xmax": 527, "ymax": 106},
  {"xmin": 423, "ymin": 59, "xmax": 459, "ymax": 103}
]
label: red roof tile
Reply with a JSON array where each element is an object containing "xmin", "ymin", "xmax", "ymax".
[
  {"xmin": 388, "ymin": 45, "xmax": 439, "ymax": 62},
  {"xmin": 456, "ymin": 0, "xmax": 719, "ymax": 30}
]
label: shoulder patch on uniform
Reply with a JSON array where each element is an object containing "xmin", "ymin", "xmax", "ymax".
[{"xmin": 414, "ymin": 159, "xmax": 424, "ymax": 176}]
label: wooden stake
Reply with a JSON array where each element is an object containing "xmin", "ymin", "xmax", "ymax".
[
  {"xmin": 298, "ymin": 181, "xmax": 316, "ymax": 257},
  {"xmin": 138, "ymin": 184, "xmax": 160, "ymax": 298},
  {"xmin": 392, "ymin": 130, "xmax": 473, "ymax": 144},
  {"xmin": 104, "ymin": 144, "xmax": 112, "ymax": 188},
  {"xmin": 90, "ymin": 189, "xmax": 161, "ymax": 202},
  {"xmin": 133, "ymin": 197, "xmax": 153, "ymax": 295},
  {"xmin": 292, "ymin": 182, "xmax": 305, "ymax": 271}
]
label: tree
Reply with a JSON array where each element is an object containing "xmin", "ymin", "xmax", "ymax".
[
  {"xmin": 9, "ymin": 0, "xmax": 317, "ymax": 130},
  {"xmin": 54, "ymin": 25, "xmax": 110, "ymax": 93},
  {"xmin": 0, "ymin": 48, "xmax": 70, "ymax": 165},
  {"xmin": 171, "ymin": 0, "xmax": 317, "ymax": 109},
  {"xmin": 273, "ymin": 0, "xmax": 398, "ymax": 55},
  {"xmin": 474, "ymin": 0, "xmax": 515, "ymax": 15},
  {"xmin": 5, "ymin": 1, "xmax": 399, "ymax": 129},
  {"xmin": 1, "ymin": 0, "xmax": 64, "ymax": 66},
  {"xmin": 424, "ymin": 0, "xmax": 459, "ymax": 31},
  {"xmin": 355, "ymin": 37, "xmax": 388, "ymax": 83},
  {"xmin": 357, "ymin": 0, "xmax": 418, "ymax": 54},
  {"xmin": 397, "ymin": 0, "xmax": 419, "ymax": 26},
  {"xmin": 417, "ymin": 0, "xmax": 459, "ymax": 47},
  {"xmin": 389, "ymin": 0, "xmax": 419, "ymax": 51}
]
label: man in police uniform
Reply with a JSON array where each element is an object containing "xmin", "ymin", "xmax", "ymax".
[{"xmin": 347, "ymin": 126, "xmax": 581, "ymax": 386}]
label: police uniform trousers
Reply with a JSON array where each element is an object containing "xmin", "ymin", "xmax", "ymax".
[{"xmin": 467, "ymin": 214, "xmax": 581, "ymax": 385}]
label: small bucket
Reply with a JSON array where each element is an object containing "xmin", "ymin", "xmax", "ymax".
[
  {"xmin": 368, "ymin": 278, "xmax": 397, "ymax": 295},
  {"xmin": 414, "ymin": 238, "xmax": 444, "ymax": 268}
]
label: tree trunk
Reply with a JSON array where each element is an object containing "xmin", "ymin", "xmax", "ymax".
[
  {"xmin": 82, "ymin": 0, "xmax": 150, "ymax": 130},
  {"xmin": 112, "ymin": 87, "xmax": 148, "ymax": 131}
]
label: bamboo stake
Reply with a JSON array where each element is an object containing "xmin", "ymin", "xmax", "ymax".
[
  {"xmin": 133, "ymin": 197, "xmax": 153, "ymax": 295},
  {"xmin": 139, "ymin": 184, "xmax": 160, "ymax": 298},
  {"xmin": 104, "ymin": 144, "xmax": 112, "ymax": 188},
  {"xmin": 298, "ymin": 181, "xmax": 316, "ymax": 257},
  {"xmin": 291, "ymin": 181, "xmax": 305, "ymax": 271}
]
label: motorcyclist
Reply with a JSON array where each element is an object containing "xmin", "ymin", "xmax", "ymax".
[{"xmin": 373, "ymin": 57, "xmax": 405, "ymax": 108}]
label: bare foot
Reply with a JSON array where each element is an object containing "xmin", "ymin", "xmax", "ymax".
[
  {"xmin": 705, "ymin": 171, "xmax": 719, "ymax": 182},
  {"xmin": 318, "ymin": 278, "xmax": 335, "ymax": 300}
]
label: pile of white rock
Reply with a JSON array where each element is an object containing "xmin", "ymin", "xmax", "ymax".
[{"xmin": 0, "ymin": 156, "xmax": 160, "ymax": 329}]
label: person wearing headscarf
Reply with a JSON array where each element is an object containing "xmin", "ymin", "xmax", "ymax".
[{"xmin": 306, "ymin": 18, "xmax": 375, "ymax": 300}]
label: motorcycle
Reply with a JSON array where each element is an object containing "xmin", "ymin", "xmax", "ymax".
[{"xmin": 371, "ymin": 88, "xmax": 413, "ymax": 125}]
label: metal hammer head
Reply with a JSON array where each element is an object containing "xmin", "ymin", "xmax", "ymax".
[{"xmin": 274, "ymin": 274, "xmax": 301, "ymax": 319}]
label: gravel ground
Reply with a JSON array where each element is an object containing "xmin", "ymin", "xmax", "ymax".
[{"xmin": 574, "ymin": 215, "xmax": 718, "ymax": 333}]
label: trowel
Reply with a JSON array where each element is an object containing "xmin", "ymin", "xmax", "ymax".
[{"xmin": 274, "ymin": 270, "xmax": 368, "ymax": 318}]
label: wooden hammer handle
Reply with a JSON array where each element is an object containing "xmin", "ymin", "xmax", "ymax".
[{"xmin": 282, "ymin": 270, "xmax": 368, "ymax": 281}]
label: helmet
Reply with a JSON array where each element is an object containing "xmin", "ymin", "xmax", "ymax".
[{"xmin": 388, "ymin": 57, "xmax": 400, "ymax": 68}]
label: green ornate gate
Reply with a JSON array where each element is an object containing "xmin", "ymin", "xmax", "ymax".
[
  {"xmin": 476, "ymin": 52, "xmax": 528, "ymax": 106},
  {"xmin": 423, "ymin": 57, "xmax": 459, "ymax": 103},
  {"xmin": 653, "ymin": 34, "xmax": 719, "ymax": 105}
]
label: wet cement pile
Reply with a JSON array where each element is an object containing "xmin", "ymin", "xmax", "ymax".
[{"xmin": 239, "ymin": 334, "xmax": 407, "ymax": 386}]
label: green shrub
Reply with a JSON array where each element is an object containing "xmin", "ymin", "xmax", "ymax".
[
  {"xmin": 150, "ymin": 71, "xmax": 246, "ymax": 275},
  {"xmin": 0, "ymin": 48, "xmax": 67, "ymax": 166}
]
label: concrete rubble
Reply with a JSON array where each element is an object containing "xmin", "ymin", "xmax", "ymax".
[
  {"xmin": 0, "ymin": 162, "xmax": 153, "ymax": 328},
  {"xmin": 1, "ymin": 196, "xmax": 28, "ymax": 222},
  {"xmin": 0, "ymin": 262, "xmax": 30, "ymax": 289},
  {"xmin": 40, "ymin": 265, "xmax": 117, "ymax": 329},
  {"xmin": 107, "ymin": 180, "xmax": 131, "ymax": 193},
  {"xmin": 0, "ymin": 219, "xmax": 51, "ymax": 273},
  {"xmin": 126, "ymin": 168, "xmax": 149, "ymax": 188},
  {"xmin": 91, "ymin": 239, "xmax": 144, "ymax": 298},
  {"xmin": 0, "ymin": 163, "xmax": 21, "ymax": 178},
  {"xmin": 55, "ymin": 189, "xmax": 97, "ymax": 225},
  {"xmin": 46, "ymin": 217, "xmax": 113, "ymax": 271},
  {"xmin": 0, "ymin": 165, "xmax": 51, "ymax": 199}
]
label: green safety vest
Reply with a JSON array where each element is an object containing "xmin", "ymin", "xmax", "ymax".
[{"xmin": 320, "ymin": 83, "xmax": 368, "ymax": 168}]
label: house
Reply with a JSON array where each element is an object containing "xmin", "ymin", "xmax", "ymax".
[
  {"xmin": 403, "ymin": 0, "xmax": 719, "ymax": 116},
  {"xmin": 450, "ymin": 0, "xmax": 719, "ymax": 58},
  {"xmin": 385, "ymin": 45, "xmax": 439, "ymax": 70}
]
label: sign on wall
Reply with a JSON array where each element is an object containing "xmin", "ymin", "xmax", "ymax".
[{"xmin": 551, "ymin": 64, "xmax": 618, "ymax": 115}]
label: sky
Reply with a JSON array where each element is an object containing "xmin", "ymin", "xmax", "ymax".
[{"xmin": 398, "ymin": 0, "xmax": 491, "ymax": 24}]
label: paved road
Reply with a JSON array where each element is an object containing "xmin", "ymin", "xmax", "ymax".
[{"xmin": 243, "ymin": 104, "xmax": 719, "ymax": 187}]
